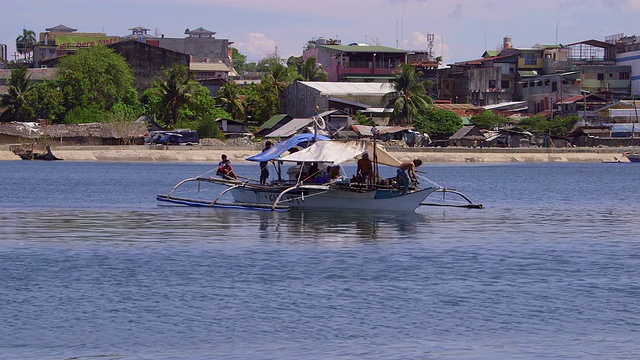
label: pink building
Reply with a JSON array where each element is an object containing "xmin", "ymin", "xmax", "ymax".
[{"xmin": 303, "ymin": 38, "xmax": 407, "ymax": 82}]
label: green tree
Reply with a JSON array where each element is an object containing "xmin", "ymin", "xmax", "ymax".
[
  {"xmin": 301, "ymin": 57, "xmax": 327, "ymax": 81},
  {"xmin": 231, "ymin": 48, "xmax": 247, "ymax": 73},
  {"xmin": 0, "ymin": 66, "xmax": 34, "ymax": 122},
  {"xmin": 266, "ymin": 62, "xmax": 294, "ymax": 94},
  {"xmin": 256, "ymin": 54, "xmax": 283, "ymax": 72},
  {"xmin": 470, "ymin": 110, "xmax": 507, "ymax": 130},
  {"xmin": 216, "ymin": 82, "xmax": 246, "ymax": 120},
  {"xmin": 517, "ymin": 114, "xmax": 578, "ymax": 137},
  {"xmin": 413, "ymin": 108, "xmax": 463, "ymax": 137},
  {"xmin": 287, "ymin": 55, "xmax": 303, "ymax": 73},
  {"xmin": 16, "ymin": 28, "xmax": 36, "ymax": 61},
  {"xmin": 148, "ymin": 64, "xmax": 197, "ymax": 126},
  {"xmin": 245, "ymin": 80, "xmax": 280, "ymax": 125},
  {"xmin": 354, "ymin": 111, "xmax": 376, "ymax": 126},
  {"xmin": 25, "ymin": 81, "xmax": 65, "ymax": 123},
  {"xmin": 382, "ymin": 64, "xmax": 433, "ymax": 126},
  {"xmin": 57, "ymin": 46, "xmax": 138, "ymax": 117}
]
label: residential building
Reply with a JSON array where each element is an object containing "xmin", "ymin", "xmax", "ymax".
[
  {"xmin": 614, "ymin": 34, "xmax": 640, "ymax": 95},
  {"xmin": 33, "ymin": 24, "xmax": 119, "ymax": 68},
  {"xmin": 303, "ymin": 37, "xmax": 406, "ymax": 82},
  {"xmin": 281, "ymin": 81, "xmax": 395, "ymax": 119},
  {"xmin": 152, "ymin": 27, "xmax": 230, "ymax": 66}
]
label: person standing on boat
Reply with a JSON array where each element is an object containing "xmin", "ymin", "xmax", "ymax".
[
  {"xmin": 397, "ymin": 159, "xmax": 422, "ymax": 193},
  {"xmin": 259, "ymin": 141, "xmax": 273, "ymax": 185},
  {"xmin": 356, "ymin": 151, "xmax": 374, "ymax": 184}
]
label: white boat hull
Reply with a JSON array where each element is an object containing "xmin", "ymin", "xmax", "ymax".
[{"xmin": 229, "ymin": 185, "xmax": 437, "ymax": 212}]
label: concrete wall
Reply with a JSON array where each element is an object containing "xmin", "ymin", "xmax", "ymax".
[
  {"xmin": 111, "ymin": 41, "xmax": 190, "ymax": 92},
  {"xmin": 158, "ymin": 37, "xmax": 229, "ymax": 65}
]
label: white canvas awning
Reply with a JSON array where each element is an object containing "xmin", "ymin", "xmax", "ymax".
[{"xmin": 279, "ymin": 141, "xmax": 402, "ymax": 167}]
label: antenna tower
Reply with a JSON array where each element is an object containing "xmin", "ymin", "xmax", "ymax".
[{"xmin": 427, "ymin": 33, "xmax": 435, "ymax": 60}]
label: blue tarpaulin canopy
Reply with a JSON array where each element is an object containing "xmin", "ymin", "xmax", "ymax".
[
  {"xmin": 246, "ymin": 133, "xmax": 330, "ymax": 162},
  {"xmin": 611, "ymin": 123, "xmax": 640, "ymax": 133}
]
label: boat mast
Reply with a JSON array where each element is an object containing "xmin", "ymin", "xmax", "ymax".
[
  {"xmin": 633, "ymin": 94, "xmax": 638, "ymax": 147},
  {"xmin": 371, "ymin": 126, "xmax": 380, "ymax": 182}
]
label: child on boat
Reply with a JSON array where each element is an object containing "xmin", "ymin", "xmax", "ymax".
[{"xmin": 216, "ymin": 154, "xmax": 238, "ymax": 180}]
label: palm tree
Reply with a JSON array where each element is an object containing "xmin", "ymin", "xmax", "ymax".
[
  {"xmin": 153, "ymin": 64, "xmax": 195, "ymax": 125},
  {"xmin": 382, "ymin": 63, "xmax": 433, "ymax": 126},
  {"xmin": 266, "ymin": 62, "xmax": 292, "ymax": 94},
  {"xmin": 302, "ymin": 57, "xmax": 327, "ymax": 81},
  {"xmin": 15, "ymin": 28, "xmax": 36, "ymax": 62},
  {"xmin": 0, "ymin": 66, "xmax": 34, "ymax": 122},
  {"xmin": 216, "ymin": 82, "xmax": 245, "ymax": 120}
]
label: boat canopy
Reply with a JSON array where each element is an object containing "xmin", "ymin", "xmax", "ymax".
[
  {"xmin": 279, "ymin": 140, "xmax": 402, "ymax": 167},
  {"xmin": 246, "ymin": 133, "xmax": 330, "ymax": 162}
]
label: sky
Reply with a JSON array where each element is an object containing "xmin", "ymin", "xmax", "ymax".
[{"xmin": 2, "ymin": 0, "xmax": 640, "ymax": 65}]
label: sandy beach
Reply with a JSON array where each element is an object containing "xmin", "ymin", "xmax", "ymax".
[{"xmin": 0, "ymin": 144, "xmax": 629, "ymax": 163}]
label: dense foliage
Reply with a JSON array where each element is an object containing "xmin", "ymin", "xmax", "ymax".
[
  {"xmin": 0, "ymin": 66, "xmax": 34, "ymax": 122},
  {"xmin": 57, "ymin": 46, "xmax": 139, "ymax": 117},
  {"xmin": 413, "ymin": 108, "xmax": 463, "ymax": 137},
  {"xmin": 215, "ymin": 82, "xmax": 245, "ymax": 121},
  {"xmin": 517, "ymin": 115, "xmax": 578, "ymax": 137},
  {"xmin": 470, "ymin": 110, "xmax": 507, "ymax": 130}
]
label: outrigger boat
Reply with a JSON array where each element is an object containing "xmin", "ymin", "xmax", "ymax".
[{"xmin": 157, "ymin": 134, "xmax": 482, "ymax": 212}]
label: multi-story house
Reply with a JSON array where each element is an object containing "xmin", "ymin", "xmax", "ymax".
[
  {"xmin": 614, "ymin": 35, "xmax": 640, "ymax": 96},
  {"xmin": 33, "ymin": 24, "xmax": 119, "ymax": 68},
  {"xmin": 302, "ymin": 38, "xmax": 406, "ymax": 82}
]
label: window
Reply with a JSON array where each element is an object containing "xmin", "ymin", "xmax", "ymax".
[
  {"xmin": 522, "ymin": 82, "xmax": 528, "ymax": 88},
  {"xmin": 620, "ymin": 72, "xmax": 630, "ymax": 80},
  {"xmin": 488, "ymin": 80, "xmax": 496, "ymax": 89},
  {"xmin": 544, "ymin": 79, "xmax": 550, "ymax": 86},
  {"xmin": 501, "ymin": 80, "xmax": 510, "ymax": 89},
  {"xmin": 552, "ymin": 81, "xmax": 557, "ymax": 92},
  {"xmin": 597, "ymin": 73, "xmax": 605, "ymax": 80},
  {"xmin": 522, "ymin": 53, "xmax": 537, "ymax": 65}
]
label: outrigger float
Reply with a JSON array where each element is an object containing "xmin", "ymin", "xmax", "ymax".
[{"xmin": 157, "ymin": 134, "xmax": 482, "ymax": 212}]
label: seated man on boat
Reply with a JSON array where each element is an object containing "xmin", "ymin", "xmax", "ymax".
[
  {"xmin": 216, "ymin": 154, "xmax": 238, "ymax": 180},
  {"xmin": 396, "ymin": 159, "xmax": 422, "ymax": 194}
]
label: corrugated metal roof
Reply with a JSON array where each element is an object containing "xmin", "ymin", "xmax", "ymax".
[
  {"xmin": 300, "ymin": 81, "xmax": 394, "ymax": 96},
  {"xmin": 259, "ymin": 114, "xmax": 289, "ymax": 131},
  {"xmin": 265, "ymin": 118, "xmax": 314, "ymax": 138},
  {"xmin": 518, "ymin": 70, "xmax": 539, "ymax": 77},
  {"xmin": 318, "ymin": 45, "xmax": 407, "ymax": 53},
  {"xmin": 190, "ymin": 63, "xmax": 230, "ymax": 72},
  {"xmin": 483, "ymin": 101, "xmax": 528, "ymax": 110}
]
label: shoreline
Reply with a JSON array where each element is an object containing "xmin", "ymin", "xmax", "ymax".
[{"xmin": 0, "ymin": 145, "xmax": 630, "ymax": 163}]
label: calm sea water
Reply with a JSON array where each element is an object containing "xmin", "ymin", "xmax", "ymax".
[{"xmin": 1, "ymin": 160, "xmax": 639, "ymax": 359}]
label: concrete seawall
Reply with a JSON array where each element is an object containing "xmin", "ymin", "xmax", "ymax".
[{"xmin": 0, "ymin": 145, "xmax": 629, "ymax": 163}]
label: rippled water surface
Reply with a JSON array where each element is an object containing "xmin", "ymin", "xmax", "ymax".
[{"xmin": 1, "ymin": 161, "xmax": 639, "ymax": 359}]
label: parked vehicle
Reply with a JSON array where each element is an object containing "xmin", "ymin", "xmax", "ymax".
[
  {"xmin": 152, "ymin": 129, "xmax": 200, "ymax": 146},
  {"xmin": 147, "ymin": 131, "xmax": 170, "ymax": 144}
]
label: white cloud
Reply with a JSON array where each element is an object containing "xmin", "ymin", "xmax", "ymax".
[
  {"xmin": 627, "ymin": 0, "xmax": 640, "ymax": 11},
  {"xmin": 234, "ymin": 33, "xmax": 278, "ymax": 62}
]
